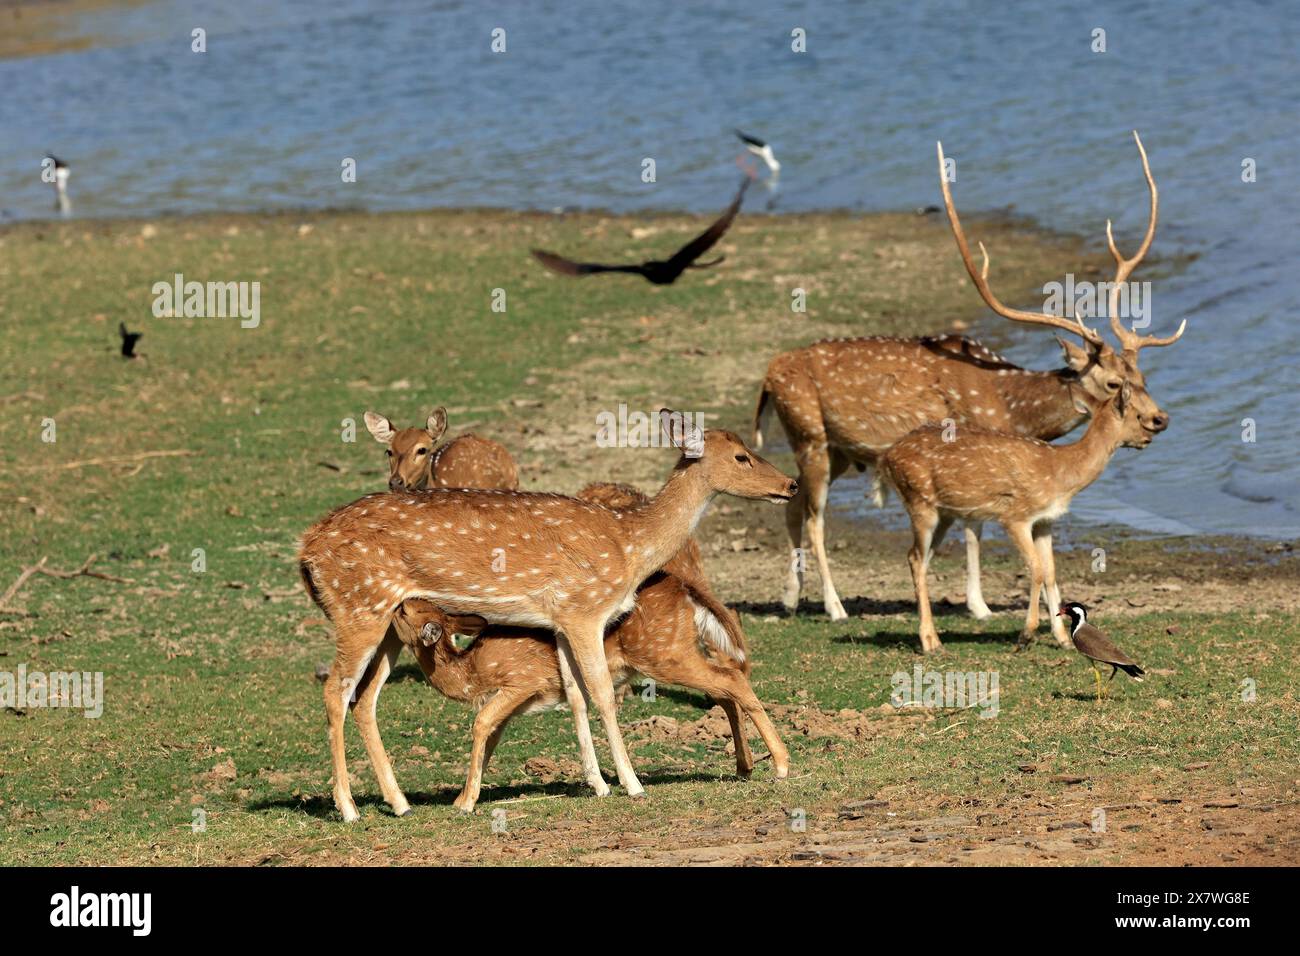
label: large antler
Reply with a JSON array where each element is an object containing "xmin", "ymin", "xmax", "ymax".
[
  {"xmin": 937, "ymin": 142, "xmax": 1104, "ymax": 347},
  {"xmin": 1105, "ymin": 131, "xmax": 1187, "ymax": 353}
]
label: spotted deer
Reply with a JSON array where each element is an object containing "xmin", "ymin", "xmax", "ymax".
[
  {"xmin": 299, "ymin": 411, "xmax": 797, "ymax": 821},
  {"xmin": 753, "ymin": 131, "xmax": 1184, "ymax": 621},
  {"xmin": 388, "ymin": 481, "xmax": 788, "ymax": 813},
  {"xmin": 879, "ymin": 382, "xmax": 1152, "ymax": 653},
  {"xmin": 364, "ymin": 408, "xmax": 519, "ymax": 491}
]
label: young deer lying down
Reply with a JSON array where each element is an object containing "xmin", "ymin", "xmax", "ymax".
[
  {"xmin": 388, "ymin": 482, "xmax": 789, "ymax": 813},
  {"xmin": 299, "ymin": 411, "xmax": 797, "ymax": 821},
  {"xmin": 364, "ymin": 407, "xmax": 519, "ymax": 491},
  {"xmin": 878, "ymin": 383, "xmax": 1152, "ymax": 654}
]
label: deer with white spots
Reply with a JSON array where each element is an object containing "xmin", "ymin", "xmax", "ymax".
[
  {"xmin": 879, "ymin": 381, "xmax": 1154, "ymax": 653},
  {"xmin": 364, "ymin": 407, "xmax": 519, "ymax": 492},
  {"xmin": 387, "ymin": 481, "xmax": 789, "ymax": 813},
  {"xmin": 753, "ymin": 131, "xmax": 1184, "ymax": 622},
  {"xmin": 299, "ymin": 410, "xmax": 797, "ymax": 821}
]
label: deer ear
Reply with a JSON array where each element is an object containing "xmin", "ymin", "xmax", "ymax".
[
  {"xmin": 448, "ymin": 614, "xmax": 488, "ymax": 638},
  {"xmin": 658, "ymin": 408, "xmax": 704, "ymax": 455},
  {"xmin": 426, "ymin": 407, "xmax": 448, "ymax": 441},
  {"xmin": 1056, "ymin": 335, "xmax": 1092, "ymax": 371},
  {"xmin": 1117, "ymin": 381, "xmax": 1133, "ymax": 414},
  {"xmin": 1069, "ymin": 385, "xmax": 1095, "ymax": 418},
  {"xmin": 418, "ymin": 620, "xmax": 443, "ymax": 647},
  {"xmin": 364, "ymin": 411, "xmax": 396, "ymax": 444}
]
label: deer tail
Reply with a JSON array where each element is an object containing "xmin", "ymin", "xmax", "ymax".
[
  {"xmin": 752, "ymin": 384, "xmax": 772, "ymax": 451},
  {"xmin": 681, "ymin": 578, "xmax": 749, "ymax": 670}
]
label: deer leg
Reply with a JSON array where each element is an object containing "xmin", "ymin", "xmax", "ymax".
[
  {"xmin": 1034, "ymin": 526, "xmax": 1068, "ymax": 646},
  {"xmin": 907, "ymin": 510, "xmax": 943, "ymax": 654},
  {"xmin": 678, "ymin": 665, "xmax": 788, "ymax": 778},
  {"xmin": 716, "ymin": 698, "xmax": 755, "ymax": 778},
  {"xmin": 349, "ymin": 626, "xmax": 410, "ymax": 816},
  {"xmin": 963, "ymin": 522, "xmax": 992, "ymax": 620},
  {"xmin": 781, "ymin": 486, "xmax": 805, "ymax": 613},
  {"xmin": 454, "ymin": 687, "xmax": 533, "ymax": 814},
  {"xmin": 323, "ymin": 621, "xmax": 386, "ymax": 822},
  {"xmin": 553, "ymin": 640, "xmax": 611, "ymax": 798},
  {"xmin": 562, "ymin": 624, "xmax": 644, "ymax": 797},
  {"xmin": 802, "ymin": 446, "xmax": 847, "ymax": 620},
  {"xmin": 1005, "ymin": 522, "xmax": 1044, "ymax": 647}
]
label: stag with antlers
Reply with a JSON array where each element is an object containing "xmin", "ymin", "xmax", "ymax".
[{"xmin": 753, "ymin": 131, "xmax": 1185, "ymax": 623}]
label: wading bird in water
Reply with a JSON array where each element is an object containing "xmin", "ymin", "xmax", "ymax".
[{"xmin": 531, "ymin": 178, "xmax": 750, "ymax": 285}]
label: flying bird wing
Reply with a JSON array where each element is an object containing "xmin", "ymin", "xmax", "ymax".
[
  {"xmin": 665, "ymin": 178, "xmax": 750, "ymax": 271},
  {"xmin": 735, "ymin": 129, "xmax": 766, "ymax": 150},
  {"xmin": 530, "ymin": 249, "xmax": 644, "ymax": 277}
]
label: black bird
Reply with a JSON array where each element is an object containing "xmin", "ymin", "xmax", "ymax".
[
  {"xmin": 119, "ymin": 322, "xmax": 143, "ymax": 359},
  {"xmin": 531, "ymin": 178, "xmax": 750, "ymax": 286},
  {"xmin": 1058, "ymin": 602, "xmax": 1145, "ymax": 700}
]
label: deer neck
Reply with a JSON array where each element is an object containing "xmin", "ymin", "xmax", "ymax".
[
  {"xmin": 1053, "ymin": 405, "xmax": 1124, "ymax": 498},
  {"xmin": 1001, "ymin": 369, "xmax": 1089, "ymax": 441},
  {"xmin": 622, "ymin": 462, "xmax": 713, "ymax": 583}
]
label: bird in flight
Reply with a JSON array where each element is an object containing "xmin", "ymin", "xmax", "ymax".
[
  {"xmin": 735, "ymin": 130, "xmax": 780, "ymax": 182},
  {"xmin": 1058, "ymin": 602, "xmax": 1146, "ymax": 700},
  {"xmin": 119, "ymin": 322, "xmax": 143, "ymax": 359},
  {"xmin": 531, "ymin": 178, "xmax": 751, "ymax": 286}
]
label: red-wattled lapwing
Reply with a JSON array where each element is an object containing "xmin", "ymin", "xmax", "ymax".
[
  {"xmin": 735, "ymin": 129, "xmax": 781, "ymax": 181},
  {"xmin": 1058, "ymin": 602, "xmax": 1145, "ymax": 701},
  {"xmin": 531, "ymin": 178, "xmax": 751, "ymax": 286},
  {"xmin": 46, "ymin": 154, "xmax": 71, "ymax": 215}
]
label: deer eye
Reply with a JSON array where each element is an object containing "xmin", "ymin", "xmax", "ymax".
[
  {"xmin": 415, "ymin": 448, "xmax": 428, "ymax": 456},
  {"xmin": 734, "ymin": 454, "xmax": 750, "ymax": 464},
  {"xmin": 385, "ymin": 449, "xmax": 392, "ymax": 457},
  {"xmin": 1106, "ymin": 380, "xmax": 1121, "ymax": 391}
]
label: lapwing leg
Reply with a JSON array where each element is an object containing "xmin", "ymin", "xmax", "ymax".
[
  {"xmin": 1108, "ymin": 664, "xmax": 1119, "ymax": 681},
  {"xmin": 1092, "ymin": 665, "xmax": 1104, "ymax": 702}
]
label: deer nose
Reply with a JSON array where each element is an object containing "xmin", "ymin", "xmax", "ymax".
[
  {"xmin": 787, "ymin": 478, "xmax": 799, "ymax": 497},
  {"xmin": 1148, "ymin": 412, "xmax": 1169, "ymax": 432},
  {"xmin": 389, "ymin": 476, "xmax": 405, "ymax": 491}
]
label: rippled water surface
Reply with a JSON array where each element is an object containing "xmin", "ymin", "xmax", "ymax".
[{"xmin": 2, "ymin": 0, "xmax": 1296, "ymax": 537}]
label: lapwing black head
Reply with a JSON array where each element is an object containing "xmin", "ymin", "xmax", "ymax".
[{"xmin": 1058, "ymin": 601, "xmax": 1088, "ymax": 631}]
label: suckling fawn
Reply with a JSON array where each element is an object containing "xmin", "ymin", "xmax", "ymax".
[{"xmin": 389, "ymin": 486, "xmax": 787, "ymax": 813}]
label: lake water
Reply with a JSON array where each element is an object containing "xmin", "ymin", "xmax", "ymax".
[{"xmin": 2, "ymin": 0, "xmax": 1296, "ymax": 538}]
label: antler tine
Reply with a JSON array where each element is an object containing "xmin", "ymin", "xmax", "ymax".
[
  {"xmin": 1105, "ymin": 131, "xmax": 1184, "ymax": 351},
  {"xmin": 937, "ymin": 142, "xmax": 1104, "ymax": 347}
]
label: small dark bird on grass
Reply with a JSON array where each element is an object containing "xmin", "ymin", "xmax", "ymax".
[
  {"xmin": 119, "ymin": 322, "xmax": 143, "ymax": 358},
  {"xmin": 531, "ymin": 177, "xmax": 751, "ymax": 286},
  {"xmin": 1058, "ymin": 602, "xmax": 1145, "ymax": 700}
]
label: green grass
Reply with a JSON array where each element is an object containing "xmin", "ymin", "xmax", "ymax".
[{"xmin": 1, "ymin": 209, "xmax": 1295, "ymax": 865}]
